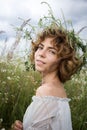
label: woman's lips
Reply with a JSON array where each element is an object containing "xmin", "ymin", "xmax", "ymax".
[{"xmin": 36, "ymin": 60, "xmax": 45, "ymax": 65}]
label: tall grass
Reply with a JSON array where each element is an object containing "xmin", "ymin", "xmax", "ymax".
[
  {"xmin": 0, "ymin": 58, "xmax": 40, "ymax": 130},
  {"xmin": 0, "ymin": 58, "xmax": 87, "ymax": 130},
  {"xmin": 65, "ymin": 69, "xmax": 87, "ymax": 130}
]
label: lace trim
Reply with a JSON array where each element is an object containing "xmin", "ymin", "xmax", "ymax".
[{"xmin": 32, "ymin": 95, "xmax": 71, "ymax": 102}]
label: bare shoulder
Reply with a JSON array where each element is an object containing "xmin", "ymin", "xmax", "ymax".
[
  {"xmin": 36, "ymin": 84, "xmax": 67, "ymax": 98},
  {"xmin": 36, "ymin": 85, "xmax": 51, "ymax": 96}
]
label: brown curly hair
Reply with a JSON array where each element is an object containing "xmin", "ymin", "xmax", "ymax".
[{"xmin": 30, "ymin": 26, "xmax": 81, "ymax": 83}]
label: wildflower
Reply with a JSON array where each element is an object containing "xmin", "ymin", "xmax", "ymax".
[
  {"xmin": 0, "ymin": 118, "xmax": 3, "ymax": 123},
  {"xmin": 1, "ymin": 128, "xmax": 5, "ymax": 130},
  {"xmin": 7, "ymin": 76, "xmax": 11, "ymax": 80}
]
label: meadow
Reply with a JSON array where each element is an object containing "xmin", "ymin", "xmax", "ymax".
[{"xmin": 0, "ymin": 58, "xmax": 87, "ymax": 130}]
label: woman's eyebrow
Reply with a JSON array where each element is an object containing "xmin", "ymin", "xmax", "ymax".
[
  {"xmin": 39, "ymin": 43, "xmax": 44, "ymax": 46},
  {"xmin": 40, "ymin": 43, "xmax": 54, "ymax": 48},
  {"xmin": 48, "ymin": 47, "xmax": 56, "ymax": 50},
  {"xmin": 40, "ymin": 43, "xmax": 57, "ymax": 51}
]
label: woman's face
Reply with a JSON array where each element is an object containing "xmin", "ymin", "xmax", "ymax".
[{"xmin": 35, "ymin": 38, "xmax": 59, "ymax": 75}]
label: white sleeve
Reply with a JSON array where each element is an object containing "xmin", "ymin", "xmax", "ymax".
[
  {"xmin": 23, "ymin": 96, "xmax": 72, "ymax": 130},
  {"xmin": 55, "ymin": 101, "xmax": 73, "ymax": 130}
]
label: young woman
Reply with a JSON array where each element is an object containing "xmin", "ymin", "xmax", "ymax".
[{"xmin": 12, "ymin": 26, "xmax": 81, "ymax": 130}]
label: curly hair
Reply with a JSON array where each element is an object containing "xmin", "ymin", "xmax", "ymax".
[{"xmin": 30, "ymin": 26, "xmax": 81, "ymax": 83}]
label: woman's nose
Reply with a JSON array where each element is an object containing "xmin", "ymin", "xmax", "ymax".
[{"xmin": 39, "ymin": 49, "xmax": 46, "ymax": 57}]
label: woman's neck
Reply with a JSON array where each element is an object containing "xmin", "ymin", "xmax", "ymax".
[{"xmin": 41, "ymin": 72, "xmax": 62, "ymax": 86}]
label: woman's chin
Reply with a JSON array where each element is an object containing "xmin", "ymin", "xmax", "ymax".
[
  {"xmin": 35, "ymin": 66, "xmax": 42, "ymax": 71},
  {"xmin": 36, "ymin": 69, "xmax": 43, "ymax": 73}
]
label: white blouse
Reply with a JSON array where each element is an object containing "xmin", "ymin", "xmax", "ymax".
[{"xmin": 23, "ymin": 96, "xmax": 73, "ymax": 130}]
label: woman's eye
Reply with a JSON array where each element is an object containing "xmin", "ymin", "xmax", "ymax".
[
  {"xmin": 49, "ymin": 50, "xmax": 56, "ymax": 54},
  {"xmin": 38, "ymin": 46, "xmax": 43, "ymax": 50}
]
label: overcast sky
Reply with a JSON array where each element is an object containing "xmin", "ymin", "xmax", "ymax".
[{"xmin": 0, "ymin": 0, "xmax": 87, "ymax": 56}]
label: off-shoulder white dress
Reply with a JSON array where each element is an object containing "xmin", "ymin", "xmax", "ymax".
[{"xmin": 23, "ymin": 96, "xmax": 72, "ymax": 130}]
